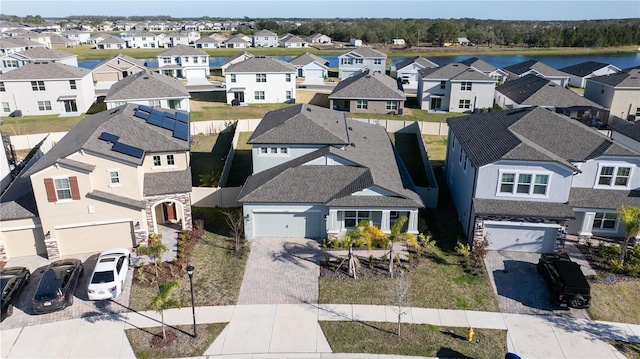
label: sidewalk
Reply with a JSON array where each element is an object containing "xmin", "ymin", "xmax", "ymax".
[{"xmin": 3, "ymin": 304, "xmax": 639, "ymax": 358}]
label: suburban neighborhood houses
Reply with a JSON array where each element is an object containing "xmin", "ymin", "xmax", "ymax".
[{"xmin": 0, "ymin": 12, "xmax": 639, "ymax": 359}]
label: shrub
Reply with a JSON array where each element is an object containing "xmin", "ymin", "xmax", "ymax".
[
  {"xmin": 610, "ymin": 259, "xmax": 625, "ymax": 273},
  {"xmin": 455, "ymin": 241, "xmax": 470, "ymax": 257}
]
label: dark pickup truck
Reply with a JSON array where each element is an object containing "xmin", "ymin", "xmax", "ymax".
[{"xmin": 537, "ymin": 253, "xmax": 591, "ymax": 309}]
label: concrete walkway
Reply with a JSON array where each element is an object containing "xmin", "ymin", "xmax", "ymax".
[{"xmin": 3, "ymin": 304, "xmax": 639, "ymax": 358}]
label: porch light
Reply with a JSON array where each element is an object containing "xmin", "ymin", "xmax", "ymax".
[
  {"xmin": 134, "ymin": 222, "xmax": 141, "ymax": 230},
  {"xmin": 45, "ymin": 231, "xmax": 51, "ymax": 239}
]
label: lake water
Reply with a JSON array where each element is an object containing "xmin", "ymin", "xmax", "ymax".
[{"xmin": 78, "ymin": 52, "xmax": 640, "ymax": 71}]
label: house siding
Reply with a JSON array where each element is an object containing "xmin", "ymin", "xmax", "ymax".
[
  {"xmin": 445, "ymin": 131, "xmax": 477, "ymax": 235},
  {"xmin": 224, "ymin": 71, "xmax": 296, "ymax": 105},
  {"xmin": 569, "ymin": 156, "xmax": 640, "ymax": 189},
  {"xmin": 251, "ymin": 145, "xmax": 322, "ymax": 174}
]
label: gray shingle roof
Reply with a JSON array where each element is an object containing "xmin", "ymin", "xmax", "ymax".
[
  {"xmin": 460, "ymin": 57, "xmax": 497, "ymax": 72},
  {"xmin": 474, "ymin": 198, "xmax": 575, "ymax": 219},
  {"xmin": 144, "ymin": 169, "xmax": 192, "ymax": 196},
  {"xmin": 569, "ymin": 187, "xmax": 640, "ymax": 210},
  {"xmin": 56, "ymin": 158, "xmax": 96, "ymax": 172},
  {"xmin": 280, "ymin": 34, "xmax": 305, "ymax": 43},
  {"xmin": 105, "ymin": 70, "xmax": 190, "ymax": 101},
  {"xmin": 0, "ymin": 175, "xmax": 38, "ymax": 220},
  {"xmin": 395, "ymin": 56, "xmax": 438, "ymax": 71},
  {"xmin": 22, "ymin": 103, "xmax": 190, "ymax": 176},
  {"xmin": 289, "ymin": 52, "xmax": 329, "ymax": 67},
  {"xmin": 587, "ymin": 68, "xmax": 640, "ymax": 88},
  {"xmin": 0, "ymin": 38, "xmax": 43, "ymax": 48},
  {"xmin": 329, "ymin": 70, "xmax": 405, "ymax": 100},
  {"xmin": 98, "ymin": 36, "xmax": 126, "ymax": 44},
  {"xmin": 225, "ymin": 56, "xmax": 296, "ymax": 73},
  {"xmin": 342, "ymin": 47, "xmax": 387, "ymax": 59},
  {"xmin": 13, "ymin": 46, "xmax": 76, "ymax": 60},
  {"xmin": 254, "ymin": 29, "xmax": 277, "ymax": 37},
  {"xmin": 248, "ymin": 104, "xmax": 350, "ymax": 145},
  {"xmin": 559, "ymin": 61, "xmax": 613, "ymax": 77},
  {"xmin": 496, "ymin": 74, "xmax": 601, "ymax": 107},
  {"xmin": 158, "ymin": 44, "xmax": 207, "ymax": 56},
  {"xmin": 93, "ymin": 54, "xmax": 146, "ymax": 71},
  {"xmin": 418, "ymin": 63, "xmax": 494, "ymax": 82},
  {"xmin": 446, "ymin": 107, "xmax": 637, "ymax": 169},
  {"xmin": 85, "ymin": 190, "xmax": 146, "ymax": 210},
  {"xmin": 225, "ymin": 34, "xmax": 250, "ymax": 43},
  {"xmin": 611, "ymin": 121, "xmax": 640, "ymax": 141},
  {"xmin": 504, "ymin": 59, "xmax": 569, "ymax": 77},
  {"xmin": 221, "ymin": 51, "xmax": 253, "ymax": 66},
  {"xmin": 0, "ymin": 62, "xmax": 90, "ymax": 81}
]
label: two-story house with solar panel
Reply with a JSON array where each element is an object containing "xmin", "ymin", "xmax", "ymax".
[{"xmin": 0, "ymin": 104, "xmax": 192, "ymax": 260}]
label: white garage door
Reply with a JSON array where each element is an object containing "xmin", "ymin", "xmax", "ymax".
[
  {"xmin": 305, "ymin": 69, "xmax": 324, "ymax": 78},
  {"xmin": 254, "ymin": 212, "xmax": 322, "ymax": 239},
  {"xmin": 484, "ymin": 223, "xmax": 558, "ymax": 253},
  {"xmin": 57, "ymin": 222, "xmax": 134, "ymax": 256},
  {"xmin": 2, "ymin": 228, "xmax": 47, "ymax": 258},
  {"xmin": 185, "ymin": 68, "xmax": 206, "ymax": 79}
]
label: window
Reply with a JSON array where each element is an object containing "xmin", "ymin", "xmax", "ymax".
[
  {"xmin": 459, "ymin": 100, "xmax": 471, "ymax": 109},
  {"xmin": 256, "ymin": 73, "xmax": 266, "ymax": 82},
  {"xmin": 184, "ymin": 57, "xmax": 189, "ymax": 63},
  {"xmin": 0, "ymin": 82, "xmax": 4, "ymax": 92},
  {"xmin": 356, "ymin": 100, "xmax": 368, "ymax": 110},
  {"xmin": 69, "ymin": 80, "xmax": 76, "ymax": 89},
  {"xmin": 148, "ymin": 99, "xmax": 161, "ymax": 107},
  {"xmin": 500, "ymin": 172, "xmax": 549, "ymax": 196},
  {"xmin": 286, "ymin": 90, "xmax": 291, "ymax": 100},
  {"xmin": 440, "ymin": 81, "xmax": 446, "ymax": 89},
  {"xmin": 386, "ymin": 101, "xmax": 398, "ymax": 111},
  {"xmin": 230, "ymin": 74, "xmax": 236, "ymax": 83},
  {"xmin": 54, "ymin": 178, "xmax": 72, "ymax": 200},
  {"xmin": 37, "ymin": 101, "xmax": 52, "ymax": 111},
  {"xmin": 636, "ymin": 108, "xmax": 640, "ymax": 117},
  {"xmin": 201, "ymin": 56, "xmax": 207, "ymax": 63},
  {"xmin": 162, "ymin": 57, "xmax": 171, "ymax": 64},
  {"xmin": 168, "ymin": 99, "xmax": 181, "ymax": 109},
  {"xmin": 344, "ymin": 211, "xmax": 370, "ymax": 229},
  {"xmin": 254, "ymin": 91, "xmax": 265, "ymax": 100},
  {"xmin": 280, "ymin": 147, "xmax": 288, "ymax": 154},
  {"xmin": 593, "ymin": 212, "xmax": 617, "ymax": 230},
  {"xmin": 354, "ymin": 58, "xmax": 363, "ymax": 64},
  {"xmin": 460, "ymin": 82, "xmax": 472, "ymax": 91},
  {"xmin": 598, "ymin": 165, "xmax": 631, "ymax": 187},
  {"xmin": 2, "ymin": 102, "xmax": 9, "ymax": 113},
  {"xmin": 192, "ymin": 56, "xmax": 198, "ymax": 63},
  {"xmin": 64, "ymin": 100, "xmax": 77, "ymax": 113},
  {"xmin": 31, "ymin": 80, "xmax": 45, "ymax": 91},
  {"xmin": 108, "ymin": 170, "xmax": 120, "ymax": 184},
  {"xmin": 166, "ymin": 154, "xmax": 175, "ymax": 165},
  {"xmin": 285, "ymin": 74, "xmax": 291, "ymax": 82},
  {"xmin": 260, "ymin": 147, "xmax": 268, "ymax": 154},
  {"xmin": 153, "ymin": 155, "xmax": 161, "ymax": 166},
  {"xmin": 374, "ymin": 59, "xmax": 382, "ymax": 65}
]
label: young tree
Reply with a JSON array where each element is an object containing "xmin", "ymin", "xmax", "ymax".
[
  {"xmin": 388, "ymin": 272, "xmax": 410, "ymax": 336},
  {"xmin": 387, "ymin": 216, "xmax": 418, "ymax": 278},
  {"xmin": 222, "ymin": 208, "xmax": 244, "ymax": 252},
  {"xmin": 136, "ymin": 234, "xmax": 168, "ymax": 276},
  {"xmin": 617, "ymin": 206, "xmax": 640, "ymax": 264},
  {"xmin": 149, "ymin": 280, "xmax": 180, "ymax": 339}
]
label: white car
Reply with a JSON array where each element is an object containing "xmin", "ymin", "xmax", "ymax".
[{"xmin": 87, "ymin": 248, "xmax": 130, "ymax": 300}]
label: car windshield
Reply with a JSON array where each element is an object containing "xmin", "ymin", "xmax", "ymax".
[{"xmin": 91, "ymin": 271, "xmax": 114, "ymax": 284}]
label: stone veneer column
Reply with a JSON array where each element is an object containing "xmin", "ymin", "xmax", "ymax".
[
  {"xmin": 144, "ymin": 192, "xmax": 194, "ymax": 234},
  {"xmin": 0, "ymin": 242, "xmax": 7, "ymax": 262},
  {"xmin": 472, "ymin": 218, "xmax": 485, "ymax": 248},
  {"xmin": 45, "ymin": 238, "xmax": 61, "ymax": 259}
]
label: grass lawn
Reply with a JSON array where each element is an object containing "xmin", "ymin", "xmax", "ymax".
[
  {"xmin": 190, "ymin": 133, "xmax": 233, "ymax": 186},
  {"xmin": 320, "ymin": 321, "xmax": 508, "ymax": 359},
  {"xmin": 126, "ymin": 323, "xmax": 226, "ymax": 359},
  {"xmin": 589, "ymin": 281, "xmax": 640, "ymax": 323},
  {"xmin": 0, "ymin": 114, "xmax": 85, "ymax": 135},
  {"xmin": 225, "ymin": 132, "xmax": 253, "ymax": 187},
  {"xmin": 423, "ymin": 135, "xmax": 448, "ymax": 169},
  {"xmin": 608, "ymin": 340, "xmax": 640, "ymax": 359},
  {"xmin": 389, "ymin": 132, "xmax": 429, "ymax": 187}
]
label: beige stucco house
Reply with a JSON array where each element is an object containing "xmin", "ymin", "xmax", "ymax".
[
  {"xmin": 584, "ymin": 68, "xmax": 640, "ymax": 123},
  {"xmin": 92, "ymin": 53, "xmax": 147, "ymax": 83}
]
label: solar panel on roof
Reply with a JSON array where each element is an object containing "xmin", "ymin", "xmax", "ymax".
[
  {"xmin": 98, "ymin": 132, "xmax": 119, "ymax": 143},
  {"xmin": 112, "ymin": 142, "xmax": 144, "ymax": 158},
  {"xmin": 172, "ymin": 130, "xmax": 189, "ymax": 141},
  {"xmin": 137, "ymin": 105, "xmax": 153, "ymax": 113},
  {"xmin": 134, "ymin": 111, "xmax": 150, "ymax": 120},
  {"xmin": 147, "ymin": 115, "xmax": 163, "ymax": 126},
  {"xmin": 174, "ymin": 122, "xmax": 188, "ymax": 133},
  {"xmin": 160, "ymin": 118, "xmax": 177, "ymax": 131},
  {"xmin": 163, "ymin": 112, "xmax": 177, "ymax": 120},
  {"xmin": 175, "ymin": 112, "xmax": 189, "ymax": 123}
]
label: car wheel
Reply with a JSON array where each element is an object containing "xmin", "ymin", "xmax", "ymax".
[
  {"xmin": 7, "ymin": 304, "xmax": 13, "ymax": 317},
  {"xmin": 570, "ymin": 295, "xmax": 585, "ymax": 308},
  {"xmin": 68, "ymin": 295, "xmax": 74, "ymax": 306}
]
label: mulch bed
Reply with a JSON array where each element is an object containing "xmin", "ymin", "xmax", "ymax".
[{"xmin": 320, "ymin": 248, "xmax": 421, "ymax": 279}]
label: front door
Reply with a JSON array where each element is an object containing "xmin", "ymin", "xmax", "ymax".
[
  {"xmin": 163, "ymin": 202, "xmax": 177, "ymax": 223},
  {"xmin": 234, "ymin": 91, "xmax": 245, "ymax": 103},
  {"xmin": 430, "ymin": 98, "xmax": 442, "ymax": 110},
  {"xmin": 64, "ymin": 100, "xmax": 78, "ymax": 113}
]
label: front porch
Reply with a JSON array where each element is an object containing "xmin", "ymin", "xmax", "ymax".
[{"xmin": 325, "ymin": 208, "xmax": 419, "ymax": 239}]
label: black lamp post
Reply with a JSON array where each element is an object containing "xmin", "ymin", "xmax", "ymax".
[{"xmin": 186, "ymin": 265, "xmax": 197, "ymax": 338}]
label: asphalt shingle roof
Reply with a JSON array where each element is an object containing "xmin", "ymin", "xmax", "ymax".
[
  {"xmin": 289, "ymin": 52, "xmax": 329, "ymax": 67},
  {"xmin": 0, "ymin": 62, "xmax": 90, "ymax": 80},
  {"xmin": 395, "ymin": 56, "xmax": 438, "ymax": 71},
  {"xmin": 12, "ymin": 46, "xmax": 76, "ymax": 60},
  {"xmin": 254, "ymin": 29, "xmax": 277, "ymax": 36},
  {"xmin": 342, "ymin": 47, "xmax": 386, "ymax": 59},
  {"xmin": 329, "ymin": 70, "xmax": 405, "ymax": 100},
  {"xmin": 446, "ymin": 107, "xmax": 637, "ymax": 169},
  {"xmin": 587, "ymin": 68, "xmax": 640, "ymax": 87},
  {"xmin": 473, "ymin": 198, "xmax": 575, "ymax": 219},
  {"xmin": 559, "ymin": 61, "xmax": 613, "ymax": 77},
  {"xmin": 105, "ymin": 70, "xmax": 190, "ymax": 101},
  {"xmin": 459, "ymin": 57, "xmax": 497, "ymax": 72},
  {"xmin": 569, "ymin": 187, "xmax": 640, "ymax": 210},
  {"xmin": 0, "ymin": 174, "xmax": 37, "ymax": 220},
  {"xmin": 93, "ymin": 54, "xmax": 146, "ymax": 70},
  {"xmin": 225, "ymin": 56, "xmax": 296, "ymax": 73},
  {"xmin": 504, "ymin": 59, "xmax": 569, "ymax": 78},
  {"xmin": 221, "ymin": 51, "xmax": 253, "ymax": 66},
  {"xmin": 98, "ymin": 36, "xmax": 126, "ymax": 44},
  {"xmin": 418, "ymin": 63, "xmax": 494, "ymax": 82},
  {"xmin": 496, "ymin": 74, "xmax": 601, "ymax": 107},
  {"xmin": 86, "ymin": 190, "xmax": 146, "ymax": 210},
  {"xmin": 144, "ymin": 169, "xmax": 192, "ymax": 196},
  {"xmin": 158, "ymin": 44, "xmax": 207, "ymax": 56},
  {"xmin": 611, "ymin": 121, "xmax": 640, "ymax": 141}
]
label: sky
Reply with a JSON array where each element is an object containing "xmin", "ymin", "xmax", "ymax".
[{"xmin": 1, "ymin": 0, "xmax": 639, "ymax": 21}]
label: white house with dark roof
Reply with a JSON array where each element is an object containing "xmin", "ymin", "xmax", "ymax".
[
  {"xmin": 0, "ymin": 62, "xmax": 95, "ymax": 116},
  {"xmin": 0, "ymin": 47, "xmax": 78, "ymax": 73},
  {"xmin": 584, "ymin": 68, "xmax": 640, "ymax": 123},
  {"xmin": 195, "ymin": 37, "xmax": 223, "ymax": 49},
  {"xmin": 495, "ymin": 74, "xmax": 605, "ymax": 121},
  {"xmin": 445, "ymin": 106, "xmax": 640, "ymax": 253},
  {"xmin": 329, "ymin": 70, "xmax": 406, "ymax": 115},
  {"xmin": 392, "ymin": 56, "xmax": 439, "ymax": 89},
  {"xmin": 252, "ymin": 29, "xmax": 278, "ymax": 47},
  {"xmin": 157, "ymin": 45, "xmax": 209, "ymax": 80},
  {"xmin": 504, "ymin": 59, "xmax": 570, "ymax": 87},
  {"xmin": 559, "ymin": 61, "xmax": 621, "ymax": 88},
  {"xmin": 288, "ymin": 52, "xmax": 328, "ymax": 81},
  {"xmin": 238, "ymin": 104, "xmax": 423, "ymax": 239},
  {"xmin": 224, "ymin": 56, "xmax": 296, "ymax": 105},
  {"xmin": 0, "ymin": 103, "xmax": 192, "ymax": 260},
  {"xmin": 338, "ymin": 47, "xmax": 387, "ymax": 79},
  {"xmin": 95, "ymin": 35, "xmax": 126, "ymax": 50},
  {"xmin": 610, "ymin": 121, "xmax": 640, "ymax": 153},
  {"xmin": 417, "ymin": 63, "xmax": 496, "ymax": 112},
  {"xmin": 279, "ymin": 34, "xmax": 307, "ymax": 48},
  {"xmin": 307, "ymin": 33, "xmax": 331, "ymax": 44},
  {"xmin": 224, "ymin": 33, "xmax": 251, "ymax": 48},
  {"xmin": 459, "ymin": 57, "xmax": 508, "ymax": 83},
  {"xmin": 105, "ymin": 70, "xmax": 191, "ymax": 112}
]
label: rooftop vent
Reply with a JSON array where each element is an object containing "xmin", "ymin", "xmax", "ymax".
[
  {"xmin": 143, "ymin": 76, "xmax": 149, "ymax": 79},
  {"xmin": 348, "ymin": 126, "xmax": 353, "ymax": 131},
  {"xmin": 306, "ymin": 107, "xmax": 311, "ymax": 111},
  {"xmin": 350, "ymin": 143, "xmax": 356, "ymax": 147}
]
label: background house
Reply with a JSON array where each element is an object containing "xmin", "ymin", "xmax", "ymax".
[
  {"xmin": 329, "ymin": 70, "xmax": 406, "ymax": 115},
  {"xmin": 559, "ymin": 61, "xmax": 621, "ymax": 88},
  {"xmin": 220, "ymin": 51, "xmax": 253, "ymax": 75},
  {"xmin": 392, "ymin": 56, "xmax": 439, "ymax": 89},
  {"xmin": 0, "ymin": 47, "xmax": 78, "ymax": 73},
  {"xmin": 279, "ymin": 34, "xmax": 307, "ymax": 48},
  {"xmin": 224, "ymin": 56, "xmax": 296, "ymax": 105},
  {"xmin": 288, "ymin": 52, "xmax": 328, "ymax": 82},
  {"xmin": 95, "ymin": 35, "xmax": 126, "ymax": 50},
  {"xmin": 252, "ymin": 30, "xmax": 278, "ymax": 47},
  {"xmin": 157, "ymin": 45, "xmax": 210, "ymax": 80},
  {"xmin": 583, "ymin": 68, "xmax": 640, "ymax": 123},
  {"xmin": 338, "ymin": 47, "xmax": 386, "ymax": 79},
  {"xmin": 105, "ymin": 70, "xmax": 191, "ymax": 111},
  {"xmin": 460, "ymin": 57, "xmax": 508, "ymax": 83},
  {"xmin": 307, "ymin": 33, "xmax": 331, "ymax": 44},
  {"xmin": 92, "ymin": 53, "xmax": 147, "ymax": 84},
  {"xmin": 504, "ymin": 59, "xmax": 570, "ymax": 87}
]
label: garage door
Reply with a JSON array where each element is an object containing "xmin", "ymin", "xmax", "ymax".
[
  {"xmin": 2, "ymin": 228, "xmax": 47, "ymax": 258},
  {"xmin": 484, "ymin": 223, "xmax": 558, "ymax": 253},
  {"xmin": 57, "ymin": 222, "xmax": 134, "ymax": 256},
  {"xmin": 254, "ymin": 212, "xmax": 322, "ymax": 238},
  {"xmin": 305, "ymin": 69, "xmax": 324, "ymax": 78},
  {"xmin": 185, "ymin": 68, "xmax": 206, "ymax": 79}
]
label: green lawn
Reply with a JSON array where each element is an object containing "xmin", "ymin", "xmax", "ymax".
[
  {"xmin": 190, "ymin": 133, "xmax": 233, "ymax": 186},
  {"xmin": 589, "ymin": 281, "xmax": 640, "ymax": 323},
  {"xmin": 423, "ymin": 135, "xmax": 448, "ymax": 170},
  {"xmin": 0, "ymin": 114, "xmax": 85, "ymax": 135},
  {"xmin": 320, "ymin": 321, "xmax": 508, "ymax": 359},
  {"xmin": 225, "ymin": 132, "xmax": 253, "ymax": 187}
]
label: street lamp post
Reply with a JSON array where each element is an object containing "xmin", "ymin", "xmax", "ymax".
[{"xmin": 186, "ymin": 265, "xmax": 197, "ymax": 338}]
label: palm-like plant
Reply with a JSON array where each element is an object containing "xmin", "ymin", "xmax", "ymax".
[
  {"xmin": 617, "ymin": 206, "xmax": 640, "ymax": 264},
  {"xmin": 136, "ymin": 234, "xmax": 168, "ymax": 276},
  {"xmin": 387, "ymin": 216, "xmax": 418, "ymax": 278},
  {"xmin": 149, "ymin": 280, "xmax": 180, "ymax": 339}
]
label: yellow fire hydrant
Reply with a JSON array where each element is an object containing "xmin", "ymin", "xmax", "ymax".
[{"xmin": 467, "ymin": 327, "xmax": 475, "ymax": 342}]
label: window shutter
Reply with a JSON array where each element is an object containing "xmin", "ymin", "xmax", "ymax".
[
  {"xmin": 69, "ymin": 176, "xmax": 81, "ymax": 200},
  {"xmin": 44, "ymin": 178, "xmax": 57, "ymax": 202}
]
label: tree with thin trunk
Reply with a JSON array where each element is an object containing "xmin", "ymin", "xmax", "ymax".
[
  {"xmin": 387, "ymin": 216, "xmax": 418, "ymax": 278},
  {"xmin": 222, "ymin": 208, "xmax": 244, "ymax": 253},
  {"xmin": 136, "ymin": 234, "xmax": 168, "ymax": 277},
  {"xmin": 388, "ymin": 272, "xmax": 410, "ymax": 336},
  {"xmin": 149, "ymin": 280, "xmax": 180, "ymax": 339},
  {"xmin": 617, "ymin": 206, "xmax": 640, "ymax": 264}
]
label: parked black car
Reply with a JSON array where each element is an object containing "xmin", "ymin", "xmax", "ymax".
[
  {"xmin": 1, "ymin": 266, "xmax": 31, "ymax": 321},
  {"xmin": 32, "ymin": 259, "xmax": 83, "ymax": 314},
  {"xmin": 537, "ymin": 253, "xmax": 591, "ymax": 309}
]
